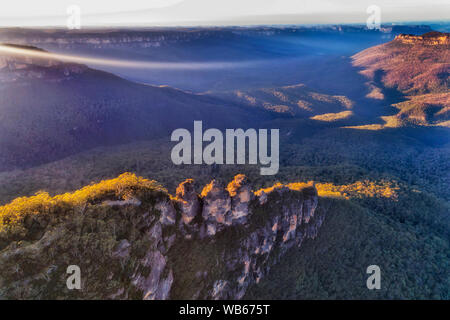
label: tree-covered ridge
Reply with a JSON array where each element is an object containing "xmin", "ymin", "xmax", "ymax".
[
  {"xmin": 0, "ymin": 172, "xmax": 403, "ymax": 249},
  {"xmin": 0, "ymin": 173, "xmax": 167, "ymax": 247},
  {"xmin": 246, "ymin": 197, "xmax": 450, "ymax": 300},
  {"xmin": 259, "ymin": 180, "xmax": 399, "ymax": 200},
  {"xmin": 0, "ymin": 171, "xmax": 324, "ymax": 299},
  {"xmin": 1, "ymin": 173, "xmax": 399, "ymax": 233}
]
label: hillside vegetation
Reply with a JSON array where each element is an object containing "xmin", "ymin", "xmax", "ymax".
[
  {"xmin": 0, "ymin": 48, "xmax": 268, "ymax": 171},
  {"xmin": 246, "ymin": 198, "xmax": 449, "ymax": 299},
  {"xmin": 211, "ymin": 84, "xmax": 354, "ymax": 117},
  {"xmin": 0, "ymin": 173, "xmax": 167, "ymax": 249},
  {"xmin": 0, "ymin": 29, "xmax": 448, "ymax": 300},
  {"xmin": 1, "ymin": 171, "xmax": 447, "ymax": 299}
]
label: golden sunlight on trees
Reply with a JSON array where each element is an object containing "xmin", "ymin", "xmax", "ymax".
[{"xmin": 0, "ymin": 173, "xmax": 165, "ymax": 232}]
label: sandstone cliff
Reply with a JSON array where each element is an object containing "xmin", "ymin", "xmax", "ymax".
[
  {"xmin": 394, "ymin": 32, "xmax": 450, "ymax": 46},
  {"xmin": 0, "ymin": 173, "xmax": 324, "ymax": 299}
]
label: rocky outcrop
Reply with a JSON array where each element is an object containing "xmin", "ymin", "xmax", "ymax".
[
  {"xmin": 0, "ymin": 174, "xmax": 324, "ymax": 300},
  {"xmin": 176, "ymin": 179, "xmax": 200, "ymax": 225},
  {"xmin": 192, "ymin": 183, "xmax": 323, "ymax": 300},
  {"xmin": 201, "ymin": 179, "xmax": 233, "ymax": 236},
  {"xmin": 175, "ymin": 174, "xmax": 256, "ymax": 239},
  {"xmin": 394, "ymin": 32, "xmax": 450, "ymax": 46},
  {"xmin": 227, "ymin": 174, "xmax": 254, "ymax": 224}
]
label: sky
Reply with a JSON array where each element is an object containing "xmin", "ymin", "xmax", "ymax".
[{"xmin": 0, "ymin": 0, "xmax": 448, "ymax": 27}]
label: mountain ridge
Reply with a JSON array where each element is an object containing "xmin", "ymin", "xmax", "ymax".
[
  {"xmin": 0, "ymin": 173, "xmax": 324, "ymax": 299},
  {"xmin": 210, "ymin": 83, "xmax": 354, "ymax": 117},
  {"xmin": 352, "ymin": 31, "xmax": 449, "ymax": 128},
  {"xmin": 0, "ymin": 45, "xmax": 270, "ymax": 171}
]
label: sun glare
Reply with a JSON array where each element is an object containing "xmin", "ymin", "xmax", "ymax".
[{"xmin": 0, "ymin": 44, "xmax": 251, "ymax": 70}]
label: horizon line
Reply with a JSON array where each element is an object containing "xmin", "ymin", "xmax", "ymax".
[{"xmin": 0, "ymin": 19, "xmax": 449, "ymax": 30}]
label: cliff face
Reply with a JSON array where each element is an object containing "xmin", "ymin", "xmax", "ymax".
[
  {"xmin": 0, "ymin": 30, "xmax": 229, "ymax": 49},
  {"xmin": 0, "ymin": 25, "xmax": 432, "ymax": 48},
  {"xmin": 394, "ymin": 32, "xmax": 450, "ymax": 45},
  {"xmin": 0, "ymin": 174, "xmax": 324, "ymax": 300}
]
